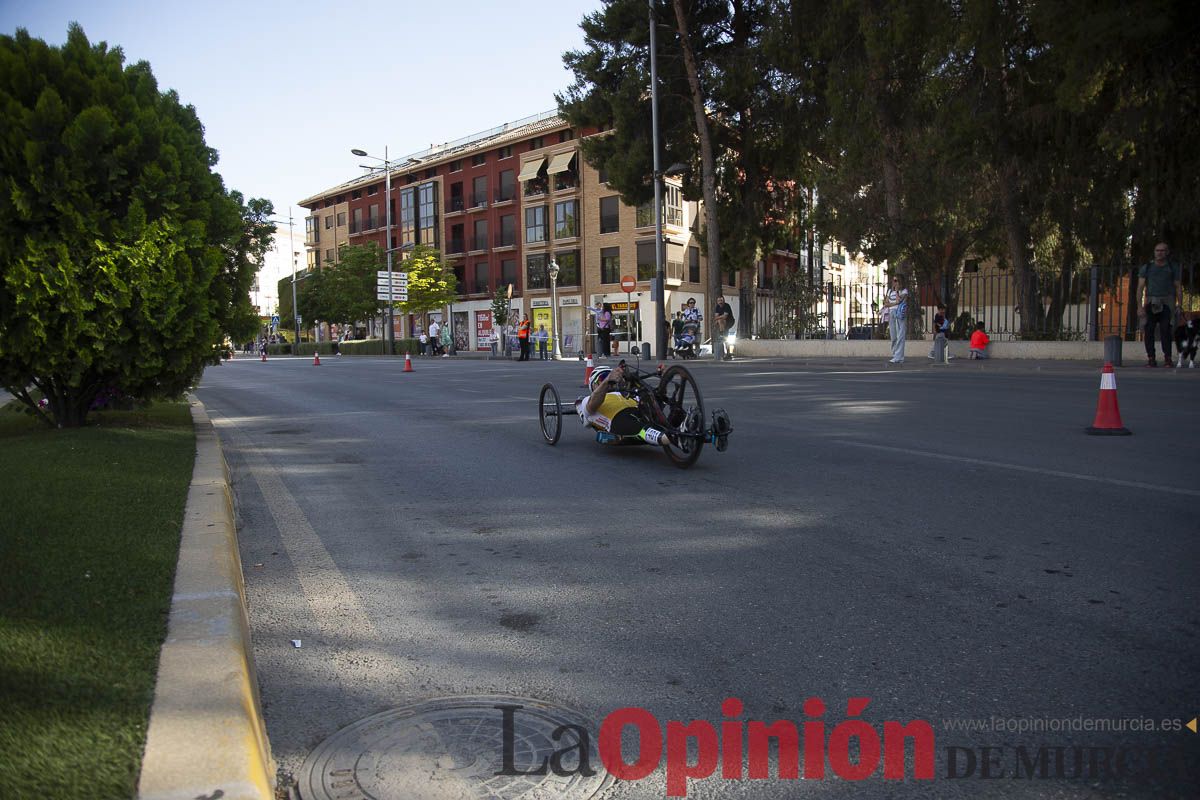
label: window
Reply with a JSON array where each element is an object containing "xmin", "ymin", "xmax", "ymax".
[
  {"xmin": 449, "ymin": 224, "xmax": 465, "ymax": 253},
  {"xmin": 472, "ymin": 176, "xmax": 488, "ymax": 207},
  {"xmin": 399, "ymin": 187, "xmax": 416, "ymax": 242},
  {"xmin": 599, "ymin": 196, "xmax": 620, "ymax": 233},
  {"xmin": 636, "ymin": 201, "xmax": 655, "ymax": 229},
  {"xmin": 351, "ymin": 207, "xmax": 362, "ymax": 234},
  {"xmin": 473, "ymin": 262, "xmax": 490, "ymax": 294},
  {"xmin": 529, "ymin": 136, "xmax": 544, "ymax": 150},
  {"xmin": 964, "ymin": 258, "xmax": 980, "ymax": 273},
  {"xmin": 525, "ymin": 205, "xmax": 547, "ymax": 244},
  {"xmin": 324, "ymin": 198, "xmax": 335, "ymax": 208},
  {"xmin": 418, "ymin": 181, "xmax": 438, "ymax": 245},
  {"xmin": 497, "ymin": 169, "xmax": 514, "ymax": 202},
  {"xmin": 598, "ymin": 168, "xmax": 609, "ymax": 185},
  {"xmin": 324, "ymin": 215, "xmax": 333, "ymax": 230},
  {"xmin": 306, "ymin": 216, "xmax": 320, "ymax": 243},
  {"xmin": 554, "ymin": 200, "xmax": 578, "ymax": 239},
  {"xmin": 601, "ymin": 247, "xmax": 620, "ymax": 284},
  {"xmin": 367, "ymin": 184, "xmax": 379, "ymax": 196},
  {"xmin": 325, "ymin": 248, "xmax": 335, "ymax": 264},
  {"xmin": 450, "ymin": 159, "xmax": 462, "ymax": 172},
  {"xmin": 337, "ymin": 211, "xmax": 346, "ymax": 226},
  {"xmin": 453, "ymin": 264, "xmax": 466, "ymax": 295},
  {"xmin": 449, "ymin": 182, "xmax": 464, "ymax": 212},
  {"xmin": 351, "ymin": 190, "xmax": 362, "ymax": 200},
  {"xmin": 689, "ymin": 247, "xmax": 700, "ymax": 283},
  {"xmin": 472, "ymin": 219, "xmax": 488, "ymax": 251},
  {"xmin": 526, "ymin": 253, "xmax": 548, "ymax": 289},
  {"xmin": 368, "ymin": 203, "xmax": 380, "ymax": 230},
  {"xmin": 553, "ymin": 250, "xmax": 580, "ymax": 286},
  {"xmin": 665, "ymin": 185, "xmax": 682, "ymax": 226},
  {"xmin": 498, "ymin": 145, "xmax": 512, "ymax": 159},
  {"xmin": 472, "ymin": 153, "xmax": 486, "ymax": 167},
  {"xmin": 425, "ymin": 167, "xmax": 437, "ymax": 179},
  {"xmin": 636, "ymin": 242, "xmax": 657, "ymax": 281},
  {"xmin": 559, "ymin": 130, "xmax": 574, "ymax": 142},
  {"xmin": 501, "ymin": 259, "xmax": 517, "ymax": 289},
  {"xmin": 498, "ymin": 214, "xmax": 516, "ymax": 248},
  {"xmin": 306, "ymin": 250, "xmax": 317, "ymax": 269}
]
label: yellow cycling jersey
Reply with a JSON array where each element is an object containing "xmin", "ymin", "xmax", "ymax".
[{"xmin": 578, "ymin": 392, "xmax": 637, "ymax": 431}]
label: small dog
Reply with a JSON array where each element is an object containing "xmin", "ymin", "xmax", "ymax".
[{"xmin": 1175, "ymin": 316, "xmax": 1199, "ymax": 368}]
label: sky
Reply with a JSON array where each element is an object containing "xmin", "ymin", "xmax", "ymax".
[{"xmin": 0, "ymin": 0, "xmax": 606, "ymax": 224}]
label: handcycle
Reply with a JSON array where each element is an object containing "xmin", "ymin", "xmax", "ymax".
[{"xmin": 537, "ymin": 355, "xmax": 732, "ymax": 469}]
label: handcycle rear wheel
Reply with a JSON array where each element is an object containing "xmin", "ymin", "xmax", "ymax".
[
  {"xmin": 538, "ymin": 383, "xmax": 562, "ymax": 445},
  {"xmin": 656, "ymin": 365, "xmax": 705, "ymax": 468}
]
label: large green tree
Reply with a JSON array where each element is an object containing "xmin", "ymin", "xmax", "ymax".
[
  {"xmin": 298, "ymin": 244, "xmax": 380, "ymax": 331},
  {"xmin": 396, "ymin": 244, "xmax": 458, "ymax": 318},
  {"xmin": 0, "ymin": 25, "xmax": 272, "ymax": 426}
]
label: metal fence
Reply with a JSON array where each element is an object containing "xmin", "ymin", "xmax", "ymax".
[{"xmin": 751, "ymin": 262, "xmax": 1198, "ymax": 341}]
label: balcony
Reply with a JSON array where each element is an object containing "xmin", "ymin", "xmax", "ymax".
[
  {"xmin": 470, "ymin": 235, "xmax": 488, "ymax": 252},
  {"xmin": 447, "ymin": 238, "xmax": 466, "ymax": 255},
  {"xmin": 523, "ymin": 178, "xmax": 548, "ymax": 198},
  {"xmin": 554, "ymin": 173, "xmax": 578, "ymax": 192},
  {"xmin": 447, "ymin": 196, "xmax": 465, "ymax": 214},
  {"xmin": 494, "ymin": 188, "xmax": 515, "ymax": 204},
  {"xmin": 470, "ymin": 192, "xmax": 489, "ymax": 209},
  {"xmin": 495, "ymin": 232, "xmax": 516, "ymax": 249},
  {"xmin": 471, "ymin": 281, "xmax": 491, "ymax": 295}
]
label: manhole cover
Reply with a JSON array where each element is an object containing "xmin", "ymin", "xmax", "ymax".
[{"xmin": 296, "ymin": 695, "xmax": 615, "ymax": 800}]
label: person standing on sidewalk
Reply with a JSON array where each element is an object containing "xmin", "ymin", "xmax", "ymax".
[
  {"xmin": 713, "ymin": 295, "xmax": 735, "ymax": 361},
  {"xmin": 882, "ymin": 275, "xmax": 909, "ymax": 364},
  {"xmin": 517, "ymin": 314, "xmax": 532, "ymax": 361},
  {"xmin": 594, "ymin": 303, "xmax": 613, "ymax": 358},
  {"xmin": 1137, "ymin": 242, "xmax": 1182, "ymax": 367},
  {"xmin": 534, "ymin": 324, "xmax": 549, "ymax": 360},
  {"xmin": 428, "ymin": 319, "xmax": 442, "ymax": 356}
]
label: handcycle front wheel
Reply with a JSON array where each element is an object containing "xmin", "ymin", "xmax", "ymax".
[
  {"xmin": 656, "ymin": 365, "xmax": 705, "ymax": 469},
  {"xmin": 538, "ymin": 383, "xmax": 563, "ymax": 445}
]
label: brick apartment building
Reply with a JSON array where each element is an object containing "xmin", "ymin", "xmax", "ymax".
[{"xmin": 298, "ymin": 110, "xmax": 740, "ymax": 354}]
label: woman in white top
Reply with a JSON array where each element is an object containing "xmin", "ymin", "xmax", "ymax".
[{"xmin": 881, "ymin": 275, "xmax": 909, "ymax": 364}]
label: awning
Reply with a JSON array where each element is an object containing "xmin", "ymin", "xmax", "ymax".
[
  {"xmin": 517, "ymin": 157, "xmax": 545, "ymax": 182},
  {"xmin": 546, "ymin": 151, "xmax": 576, "ymax": 175}
]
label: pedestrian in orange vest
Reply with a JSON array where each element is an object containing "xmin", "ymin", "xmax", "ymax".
[{"xmin": 517, "ymin": 315, "xmax": 532, "ymax": 361}]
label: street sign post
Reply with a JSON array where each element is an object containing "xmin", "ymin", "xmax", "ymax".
[{"xmin": 620, "ymin": 275, "xmax": 636, "ymax": 354}]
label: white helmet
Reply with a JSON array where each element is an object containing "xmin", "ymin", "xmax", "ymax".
[{"xmin": 589, "ymin": 365, "xmax": 613, "ymax": 393}]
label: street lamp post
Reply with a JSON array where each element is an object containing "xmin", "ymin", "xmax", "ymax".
[
  {"xmin": 650, "ymin": 1, "xmax": 666, "ymax": 362},
  {"xmin": 267, "ymin": 210, "xmax": 299, "ymax": 352},
  {"xmin": 548, "ymin": 259, "xmax": 562, "ymax": 359},
  {"xmin": 351, "ymin": 146, "xmax": 394, "ymax": 354}
]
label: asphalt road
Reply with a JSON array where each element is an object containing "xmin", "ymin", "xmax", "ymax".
[{"xmin": 195, "ymin": 354, "xmax": 1199, "ymax": 799}]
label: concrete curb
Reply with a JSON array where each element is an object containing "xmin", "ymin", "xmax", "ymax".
[
  {"xmin": 736, "ymin": 338, "xmax": 1149, "ymax": 361},
  {"xmin": 137, "ymin": 396, "xmax": 275, "ymax": 800}
]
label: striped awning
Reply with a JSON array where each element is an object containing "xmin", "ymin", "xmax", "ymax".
[
  {"xmin": 546, "ymin": 151, "xmax": 576, "ymax": 175},
  {"xmin": 517, "ymin": 157, "xmax": 545, "ymax": 182}
]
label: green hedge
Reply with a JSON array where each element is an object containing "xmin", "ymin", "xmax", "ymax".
[{"xmin": 287, "ymin": 338, "xmax": 425, "ymax": 356}]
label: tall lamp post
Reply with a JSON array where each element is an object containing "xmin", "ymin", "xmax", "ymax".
[
  {"xmin": 548, "ymin": 259, "xmax": 562, "ymax": 359},
  {"xmin": 267, "ymin": 209, "xmax": 299, "ymax": 352},
  {"xmin": 351, "ymin": 146, "xmax": 394, "ymax": 354}
]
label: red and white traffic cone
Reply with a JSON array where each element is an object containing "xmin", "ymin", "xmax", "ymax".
[
  {"xmin": 404, "ymin": 352, "xmax": 414, "ymax": 373},
  {"xmin": 583, "ymin": 355, "xmax": 593, "ymax": 388},
  {"xmin": 313, "ymin": 351, "xmax": 320, "ymax": 366},
  {"xmin": 1085, "ymin": 362, "xmax": 1131, "ymax": 435}
]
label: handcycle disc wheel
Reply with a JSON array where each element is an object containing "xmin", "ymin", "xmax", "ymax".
[
  {"xmin": 538, "ymin": 383, "xmax": 562, "ymax": 445},
  {"xmin": 656, "ymin": 365, "xmax": 705, "ymax": 468}
]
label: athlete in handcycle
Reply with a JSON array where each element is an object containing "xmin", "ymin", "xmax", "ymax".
[{"xmin": 538, "ymin": 357, "xmax": 732, "ymax": 469}]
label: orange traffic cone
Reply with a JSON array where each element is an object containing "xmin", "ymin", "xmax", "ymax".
[
  {"xmin": 1085, "ymin": 362, "xmax": 1131, "ymax": 435},
  {"xmin": 313, "ymin": 351, "xmax": 321, "ymax": 366},
  {"xmin": 404, "ymin": 352, "xmax": 414, "ymax": 373},
  {"xmin": 583, "ymin": 355, "xmax": 593, "ymax": 388}
]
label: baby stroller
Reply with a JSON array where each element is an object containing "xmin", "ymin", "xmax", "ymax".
[{"xmin": 674, "ymin": 323, "xmax": 700, "ymax": 359}]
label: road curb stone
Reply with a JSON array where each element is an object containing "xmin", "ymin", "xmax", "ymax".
[{"xmin": 137, "ymin": 395, "xmax": 275, "ymax": 800}]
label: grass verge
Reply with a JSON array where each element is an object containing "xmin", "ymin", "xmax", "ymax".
[{"xmin": 0, "ymin": 401, "xmax": 194, "ymax": 799}]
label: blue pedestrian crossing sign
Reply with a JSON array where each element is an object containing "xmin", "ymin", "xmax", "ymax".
[{"xmin": 270, "ymin": 314, "xmax": 280, "ymax": 328}]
